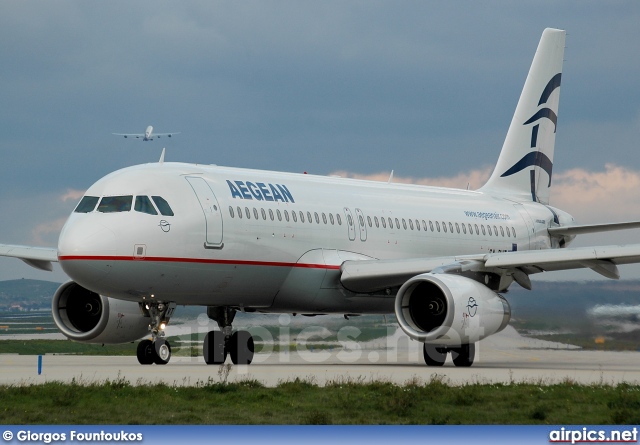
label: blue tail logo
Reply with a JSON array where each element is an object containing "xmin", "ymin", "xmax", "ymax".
[{"xmin": 500, "ymin": 73, "xmax": 561, "ymax": 199}]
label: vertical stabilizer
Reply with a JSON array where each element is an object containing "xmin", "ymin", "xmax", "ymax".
[{"xmin": 480, "ymin": 28, "xmax": 565, "ymax": 205}]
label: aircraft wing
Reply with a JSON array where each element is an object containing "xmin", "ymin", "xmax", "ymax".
[
  {"xmin": 152, "ymin": 132, "xmax": 180, "ymax": 138},
  {"xmin": 112, "ymin": 133, "xmax": 146, "ymax": 139},
  {"xmin": 0, "ymin": 244, "xmax": 58, "ymax": 271},
  {"xmin": 548, "ymin": 221, "xmax": 640, "ymax": 236},
  {"xmin": 340, "ymin": 243, "xmax": 640, "ymax": 293}
]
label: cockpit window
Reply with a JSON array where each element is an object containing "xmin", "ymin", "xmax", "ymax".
[
  {"xmin": 74, "ymin": 196, "xmax": 99, "ymax": 213},
  {"xmin": 134, "ymin": 196, "xmax": 158, "ymax": 215},
  {"xmin": 152, "ymin": 196, "xmax": 174, "ymax": 216},
  {"xmin": 97, "ymin": 195, "xmax": 133, "ymax": 213}
]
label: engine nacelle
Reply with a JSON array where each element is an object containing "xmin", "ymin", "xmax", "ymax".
[
  {"xmin": 52, "ymin": 281, "xmax": 150, "ymax": 344},
  {"xmin": 394, "ymin": 273, "xmax": 511, "ymax": 346}
]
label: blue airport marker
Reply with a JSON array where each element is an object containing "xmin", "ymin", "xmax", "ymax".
[{"xmin": 37, "ymin": 355, "xmax": 42, "ymax": 375}]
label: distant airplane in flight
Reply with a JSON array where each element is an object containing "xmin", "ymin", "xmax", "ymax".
[{"xmin": 113, "ymin": 125, "xmax": 180, "ymax": 141}]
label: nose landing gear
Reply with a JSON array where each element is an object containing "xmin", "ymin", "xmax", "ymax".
[
  {"xmin": 204, "ymin": 306, "xmax": 254, "ymax": 365},
  {"xmin": 136, "ymin": 301, "xmax": 176, "ymax": 365}
]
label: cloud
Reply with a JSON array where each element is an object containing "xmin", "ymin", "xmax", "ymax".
[
  {"xmin": 30, "ymin": 217, "xmax": 68, "ymax": 246},
  {"xmin": 330, "ymin": 167, "xmax": 493, "ymax": 191},
  {"xmin": 332, "ymin": 164, "xmax": 640, "ymax": 224},
  {"xmin": 60, "ymin": 189, "xmax": 85, "ymax": 203}
]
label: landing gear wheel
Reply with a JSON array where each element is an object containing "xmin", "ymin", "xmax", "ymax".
[
  {"xmin": 203, "ymin": 330, "xmax": 227, "ymax": 364},
  {"xmin": 451, "ymin": 343, "xmax": 475, "ymax": 367},
  {"xmin": 228, "ymin": 330, "xmax": 255, "ymax": 365},
  {"xmin": 423, "ymin": 343, "xmax": 447, "ymax": 366},
  {"xmin": 137, "ymin": 339, "xmax": 154, "ymax": 365},
  {"xmin": 153, "ymin": 339, "xmax": 172, "ymax": 365}
]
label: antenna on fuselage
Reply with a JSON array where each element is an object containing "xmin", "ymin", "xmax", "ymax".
[
  {"xmin": 159, "ymin": 148, "xmax": 166, "ymax": 164},
  {"xmin": 388, "ymin": 170, "xmax": 394, "ymax": 184}
]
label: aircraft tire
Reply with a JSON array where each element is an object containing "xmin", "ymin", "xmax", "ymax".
[
  {"xmin": 203, "ymin": 330, "xmax": 227, "ymax": 364},
  {"xmin": 423, "ymin": 343, "xmax": 447, "ymax": 366},
  {"xmin": 137, "ymin": 339, "xmax": 154, "ymax": 365},
  {"xmin": 451, "ymin": 343, "xmax": 475, "ymax": 367},
  {"xmin": 153, "ymin": 339, "xmax": 172, "ymax": 365},
  {"xmin": 229, "ymin": 330, "xmax": 254, "ymax": 365}
]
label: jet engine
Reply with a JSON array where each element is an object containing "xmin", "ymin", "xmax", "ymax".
[
  {"xmin": 394, "ymin": 273, "xmax": 511, "ymax": 346},
  {"xmin": 52, "ymin": 281, "xmax": 150, "ymax": 344}
]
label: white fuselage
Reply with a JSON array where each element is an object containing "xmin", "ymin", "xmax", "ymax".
[{"xmin": 57, "ymin": 162, "xmax": 568, "ymax": 313}]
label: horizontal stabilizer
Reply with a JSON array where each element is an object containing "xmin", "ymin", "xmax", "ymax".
[{"xmin": 548, "ymin": 221, "xmax": 640, "ymax": 236}]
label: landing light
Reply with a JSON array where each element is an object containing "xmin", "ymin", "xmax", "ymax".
[{"xmin": 159, "ymin": 322, "xmax": 166, "ymax": 331}]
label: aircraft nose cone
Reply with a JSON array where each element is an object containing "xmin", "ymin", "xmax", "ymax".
[{"xmin": 58, "ymin": 215, "xmax": 117, "ymax": 285}]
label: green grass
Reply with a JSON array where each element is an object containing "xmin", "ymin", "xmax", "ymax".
[{"xmin": 1, "ymin": 376, "xmax": 639, "ymax": 425}]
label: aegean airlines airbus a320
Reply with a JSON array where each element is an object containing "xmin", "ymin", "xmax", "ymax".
[{"xmin": 3, "ymin": 28, "xmax": 640, "ymax": 367}]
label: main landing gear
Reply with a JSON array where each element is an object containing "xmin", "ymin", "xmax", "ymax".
[
  {"xmin": 136, "ymin": 301, "xmax": 176, "ymax": 365},
  {"xmin": 423, "ymin": 342, "xmax": 475, "ymax": 367},
  {"xmin": 203, "ymin": 306, "xmax": 255, "ymax": 365}
]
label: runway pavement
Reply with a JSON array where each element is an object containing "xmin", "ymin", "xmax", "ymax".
[{"xmin": 1, "ymin": 326, "xmax": 639, "ymax": 387}]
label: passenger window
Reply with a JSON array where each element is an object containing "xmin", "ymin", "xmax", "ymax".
[
  {"xmin": 487, "ymin": 225, "xmax": 492, "ymax": 236},
  {"xmin": 329, "ymin": 213, "xmax": 334, "ymax": 225},
  {"xmin": 229, "ymin": 206, "xmax": 235, "ymax": 218},
  {"xmin": 449, "ymin": 222, "xmax": 454, "ymax": 233},
  {"xmin": 285, "ymin": 210, "xmax": 290, "ymax": 222},
  {"xmin": 409, "ymin": 219, "xmax": 414, "ymax": 230},
  {"xmin": 429, "ymin": 221, "xmax": 434, "ymax": 232},
  {"xmin": 347, "ymin": 214, "xmax": 354, "ymax": 226},
  {"xmin": 481, "ymin": 225, "xmax": 486, "ymax": 235},
  {"xmin": 254, "ymin": 208, "xmax": 259, "ymax": 219},
  {"xmin": 314, "ymin": 212, "xmax": 320, "ymax": 224},
  {"xmin": 402, "ymin": 219, "xmax": 407, "ymax": 230},
  {"xmin": 436, "ymin": 221, "xmax": 441, "ymax": 232},
  {"xmin": 359, "ymin": 215, "xmax": 364, "ymax": 226},
  {"xmin": 269, "ymin": 209, "xmax": 274, "ymax": 221},
  {"xmin": 299, "ymin": 211, "xmax": 305, "ymax": 223},
  {"xmin": 292, "ymin": 211, "xmax": 297, "ymax": 222},
  {"xmin": 98, "ymin": 195, "xmax": 133, "ymax": 213},
  {"xmin": 512, "ymin": 227, "xmax": 516, "ymax": 237},
  {"xmin": 500, "ymin": 226, "xmax": 505, "ymax": 237},
  {"xmin": 462, "ymin": 224, "xmax": 467, "ymax": 234},
  {"xmin": 337, "ymin": 214, "xmax": 342, "ymax": 225},
  {"xmin": 494, "ymin": 225, "xmax": 498, "ymax": 236},
  {"xmin": 307, "ymin": 211, "xmax": 312, "ymax": 223},
  {"xmin": 246, "ymin": 207, "xmax": 251, "ymax": 219},
  {"xmin": 395, "ymin": 218, "xmax": 400, "ymax": 229},
  {"xmin": 367, "ymin": 216, "xmax": 372, "ymax": 227},
  {"xmin": 442, "ymin": 222, "xmax": 447, "ymax": 233},
  {"xmin": 261, "ymin": 208, "xmax": 267, "ymax": 220},
  {"xmin": 277, "ymin": 209, "xmax": 282, "ymax": 221},
  {"xmin": 388, "ymin": 217, "xmax": 393, "ymax": 229},
  {"xmin": 75, "ymin": 196, "xmax": 99, "ymax": 213},
  {"xmin": 455, "ymin": 223, "xmax": 460, "ymax": 234},
  {"xmin": 237, "ymin": 206, "xmax": 242, "ymax": 219},
  {"xmin": 381, "ymin": 217, "xmax": 387, "ymax": 228},
  {"xmin": 468, "ymin": 224, "xmax": 473, "ymax": 234},
  {"xmin": 375, "ymin": 217, "xmax": 379, "ymax": 228},
  {"xmin": 135, "ymin": 196, "xmax": 158, "ymax": 215},
  {"xmin": 323, "ymin": 213, "xmax": 328, "ymax": 224},
  {"xmin": 475, "ymin": 224, "xmax": 479, "ymax": 235},
  {"xmin": 152, "ymin": 196, "xmax": 174, "ymax": 216}
]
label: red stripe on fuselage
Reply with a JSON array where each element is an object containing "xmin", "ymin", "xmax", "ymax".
[{"xmin": 57, "ymin": 255, "xmax": 342, "ymax": 270}]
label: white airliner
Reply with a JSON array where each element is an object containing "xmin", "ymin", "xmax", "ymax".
[
  {"xmin": 3, "ymin": 28, "xmax": 640, "ymax": 367},
  {"xmin": 112, "ymin": 125, "xmax": 180, "ymax": 141}
]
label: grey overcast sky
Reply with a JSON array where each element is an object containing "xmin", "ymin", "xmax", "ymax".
[{"xmin": 1, "ymin": 1, "xmax": 640, "ymax": 282}]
